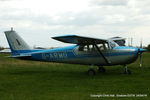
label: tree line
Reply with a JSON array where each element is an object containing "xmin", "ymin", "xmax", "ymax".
[
  {"xmin": 145, "ymin": 44, "xmax": 150, "ymax": 52},
  {"xmin": 0, "ymin": 46, "xmax": 4, "ymax": 50},
  {"xmin": 0, "ymin": 44, "xmax": 150, "ymax": 52}
]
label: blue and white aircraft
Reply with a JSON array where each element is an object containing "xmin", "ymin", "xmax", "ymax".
[{"xmin": 4, "ymin": 28, "xmax": 146, "ymax": 75}]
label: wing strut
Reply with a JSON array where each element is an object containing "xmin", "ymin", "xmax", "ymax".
[{"xmin": 94, "ymin": 44, "xmax": 111, "ymax": 65}]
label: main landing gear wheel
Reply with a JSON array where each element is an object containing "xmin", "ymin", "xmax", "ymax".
[
  {"xmin": 123, "ymin": 65, "xmax": 131, "ymax": 75},
  {"xmin": 88, "ymin": 69, "xmax": 96, "ymax": 76},
  {"xmin": 124, "ymin": 69, "xmax": 131, "ymax": 74},
  {"xmin": 98, "ymin": 67, "xmax": 106, "ymax": 73}
]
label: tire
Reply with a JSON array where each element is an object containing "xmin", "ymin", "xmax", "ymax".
[
  {"xmin": 124, "ymin": 69, "xmax": 131, "ymax": 75},
  {"xmin": 88, "ymin": 69, "xmax": 96, "ymax": 76}
]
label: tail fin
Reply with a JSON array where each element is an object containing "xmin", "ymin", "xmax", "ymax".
[{"xmin": 4, "ymin": 28, "xmax": 31, "ymax": 55}]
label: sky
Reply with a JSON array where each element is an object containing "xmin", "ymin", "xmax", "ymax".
[{"xmin": 0, "ymin": 0, "xmax": 150, "ymax": 48}]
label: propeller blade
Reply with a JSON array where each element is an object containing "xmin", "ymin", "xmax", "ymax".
[
  {"xmin": 139, "ymin": 39, "xmax": 143, "ymax": 67},
  {"xmin": 138, "ymin": 38, "xmax": 146, "ymax": 67},
  {"xmin": 140, "ymin": 52, "xmax": 142, "ymax": 67}
]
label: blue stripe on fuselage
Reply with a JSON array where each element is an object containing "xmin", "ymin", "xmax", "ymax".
[
  {"xmin": 114, "ymin": 46, "xmax": 138, "ymax": 50},
  {"xmin": 31, "ymin": 46, "xmax": 138, "ymax": 61},
  {"xmin": 30, "ymin": 45, "xmax": 77, "ymax": 61},
  {"xmin": 12, "ymin": 45, "xmax": 138, "ymax": 61}
]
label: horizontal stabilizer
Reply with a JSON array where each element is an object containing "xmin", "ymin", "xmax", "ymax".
[{"xmin": 10, "ymin": 53, "xmax": 31, "ymax": 57}]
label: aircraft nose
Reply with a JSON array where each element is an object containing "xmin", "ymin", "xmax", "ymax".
[
  {"xmin": 139, "ymin": 48, "xmax": 147, "ymax": 52},
  {"xmin": 134, "ymin": 48, "xmax": 147, "ymax": 54}
]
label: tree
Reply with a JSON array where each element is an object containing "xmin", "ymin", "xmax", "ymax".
[
  {"xmin": 0, "ymin": 46, "xmax": 4, "ymax": 50},
  {"xmin": 146, "ymin": 44, "xmax": 150, "ymax": 52}
]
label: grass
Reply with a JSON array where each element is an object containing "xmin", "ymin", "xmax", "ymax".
[{"xmin": 0, "ymin": 53, "xmax": 150, "ymax": 100}]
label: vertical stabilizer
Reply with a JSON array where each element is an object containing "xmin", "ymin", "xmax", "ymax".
[{"xmin": 4, "ymin": 28, "xmax": 31, "ymax": 55}]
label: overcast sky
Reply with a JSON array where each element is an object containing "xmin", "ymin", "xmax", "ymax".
[{"xmin": 0, "ymin": 0, "xmax": 150, "ymax": 48}]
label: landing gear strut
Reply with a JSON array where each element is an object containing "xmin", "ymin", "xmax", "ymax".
[{"xmin": 123, "ymin": 65, "xmax": 131, "ymax": 74}]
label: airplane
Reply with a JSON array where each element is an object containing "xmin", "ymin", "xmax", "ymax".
[{"xmin": 4, "ymin": 28, "xmax": 147, "ymax": 75}]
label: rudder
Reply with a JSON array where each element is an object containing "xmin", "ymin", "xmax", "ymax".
[{"xmin": 4, "ymin": 28, "xmax": 31, "ymax": 55}]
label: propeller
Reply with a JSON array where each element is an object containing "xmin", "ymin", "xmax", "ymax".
[
  {"xmin": 139, "ymin": 39, "xmax": 143, "ymax": 67},
  {"xmin": 139, "ymin": 50, "xmax": 142, "ymax": 67}
]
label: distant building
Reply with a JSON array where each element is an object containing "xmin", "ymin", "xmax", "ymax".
[{"xmin": 0, "ymin": 48, "xmax": 11, "ymax": 53}]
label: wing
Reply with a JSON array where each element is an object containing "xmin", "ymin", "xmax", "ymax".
[{"xmin": 52, "ymin": 35, "xmax": 107, "ymax": 44}]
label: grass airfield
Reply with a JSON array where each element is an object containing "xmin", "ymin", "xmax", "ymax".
[{"xmin": 0, "ymin": 53, "xmax": 150, "ymax": 100}]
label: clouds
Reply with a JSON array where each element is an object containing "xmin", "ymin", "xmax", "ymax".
[
  {"xmin": 91, "ymin": 0, "xmax": 128, "ymax": 6},
  {"xmin": 0, "ymin": 0, "xmax": 150, "ymax": 47}
]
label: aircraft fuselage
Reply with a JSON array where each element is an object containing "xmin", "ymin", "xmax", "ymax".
[{"xmin": 30, "ymin": 45, "xmax": 139, "ymax": 66}]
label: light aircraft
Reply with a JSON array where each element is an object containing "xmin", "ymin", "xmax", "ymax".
[{"xmin": 4, "ymin": 28, "xmax": 146, "ymax": 75}]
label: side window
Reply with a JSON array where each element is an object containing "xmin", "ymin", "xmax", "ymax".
[
  {"xmin": 89, "ymin": 45, "xmax": 96, "ymax": 51},
  {"xmin": 78, "ymin": 43, "xmax": 109, "ymax": 52},
  {"xmin": 97, "ymin": 44, "xmax": 104, "ymax": 50},
  {"xmin": 97, "ymin": 43, "xmax": 109, "ymax": 50},
  {"xmin": 79, "ymin": 45, "xmax": 84, "ymax": 51},
  {"xmin": 78, "ymin": 45, "xmax": 89, "ymax": 51},
  {"xmin": 104, "ymin": 43, "xmax": 109, "ymax": 50},
  {"xmin": 83, "ymin": 45, "xmax": 88, "ymax": 51},
  {"xmin": 78, "ymin": 45, "xmax": 95, "ymax": 52}
]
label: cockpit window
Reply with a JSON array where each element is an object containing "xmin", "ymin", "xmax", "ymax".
[{"xmin": 109, "ymin": 40, "xmax": 118, "ymax": 48}]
